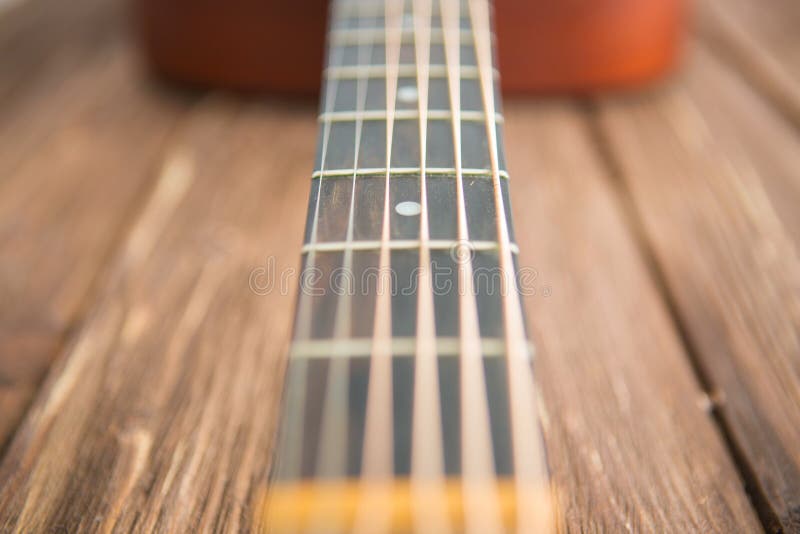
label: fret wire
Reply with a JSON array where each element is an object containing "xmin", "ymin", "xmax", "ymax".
[
  {"xmin": 324, "ymin": 64, "xmax": 496, "ymax": 79},
  {"xmin": 301, "ymin": 239, "xmax": 520, "ymax": 254},
  {"xmin": 319, "ymin": 109, "xmax": 503, "ymax": 123},
  {"xmin": 289, "ymin": 337, "xmax": 535, "ymax": 359},
  {"xmin": 335, "ymin": 3, "xmax": 464, "ymax": 17},
  {"xmin": 329, "ymin": 28, "xmax": 477, "ymax": 46},
  {"xmin": 312, "ymin": 167, "xmax": 510, "ymax": 178}
]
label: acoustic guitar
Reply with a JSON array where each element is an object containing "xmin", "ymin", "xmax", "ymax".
[{"xmin": 134, "ymin": 1, "xmax": 684, "ymax": 532}]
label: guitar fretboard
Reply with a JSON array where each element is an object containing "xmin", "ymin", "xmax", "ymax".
[{"xmin": 266, "ymin": 1, "xmax": 553, "ymax": 531}]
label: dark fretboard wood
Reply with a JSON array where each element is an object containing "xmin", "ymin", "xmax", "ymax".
[{"xmin": 265, "ymin": 1, "xmax": 553, "ymax": 531}]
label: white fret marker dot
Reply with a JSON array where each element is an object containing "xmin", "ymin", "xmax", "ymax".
[
  {"xmin": 397, "ymin": 86, "xmax": 418, "ymax": 104},
  {"xmin": 395, "ymin": 201, "xmax": 421, "ymax": 217}
]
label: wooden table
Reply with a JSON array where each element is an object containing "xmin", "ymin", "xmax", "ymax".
[{"xmin": 0, "ymin": 0, "xmax": 798, "ymax": 531}]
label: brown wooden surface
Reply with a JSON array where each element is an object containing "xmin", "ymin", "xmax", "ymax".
[
  {"xmin": 0, "ymin": 0, "xmax": 798, "ymax": 531},
  {"xmin": 0, "ymin": 0, "xmax": 193, "ymax": 452},
  {"xmin": 506, "ymin": 102, "xmax": 760, "ymax": 532},
  {"xmin": 0, "ymin": 96, "xmax": 315, "ymax": 531},
  {"xmin": 596, "ymin": 39, "xmax": 800, "ymax": 532},
  {"xmin": 698, "ymin": 0, "xmax": 800, "ymax": 129}
]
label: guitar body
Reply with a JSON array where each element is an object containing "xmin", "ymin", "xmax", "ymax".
[{"xmin": 135, "ymin": 0, "xmax": 685, "ymax": 94}]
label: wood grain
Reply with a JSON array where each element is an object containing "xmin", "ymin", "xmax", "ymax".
[
  {"xmin": 697, "ymin": 0, "xmax": 800, "ymax": 129},
  {"xmin": 679, "ymin": 43, "xmax": 800, "ymax": 255},
  {"xmin": 0, "ymin": 35, "xmax": 193, "ymax": 453},
  {"xmin": 596, "ymin": 42, "xmax": 800, "ymax": 532},
  {"xmin": 0, "ymin": 97, "xmax": 317, "ymax": 532},
  {"xmin": 505, "ymin": 100, "xmax": 761, "ymax": 533},
  {"xmin": 0, "ymin": 0, "xmax": 122, "ymax": 103}
]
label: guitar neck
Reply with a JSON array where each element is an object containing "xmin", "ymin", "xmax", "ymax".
[{"xmin": 266, "ymin": 0, "xmax": 553, "ymax": 531}]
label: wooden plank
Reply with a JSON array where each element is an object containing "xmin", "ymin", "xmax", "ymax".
[
  {"xmin": 596, "ymin": 42, "xmax": 800, "ymax": 532},
  {"xmin": 505, "ymin": 101, "xmax": 761, "ymax": 532},
  {"xmin": 697, "ymin": 0, "xmax": 800, "ymax": 129},
  {"xmin": 0, "ymin": 98, "xmax": 317, "ymax": 532},
  {"xmin": 0, "ymin": 35, "xmax": 192, "ymax": 452}
]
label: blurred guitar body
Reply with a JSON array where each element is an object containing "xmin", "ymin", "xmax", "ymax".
[{"xmin": 134, "ymin": 0, "xmax": 686, "ymax": 94}]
